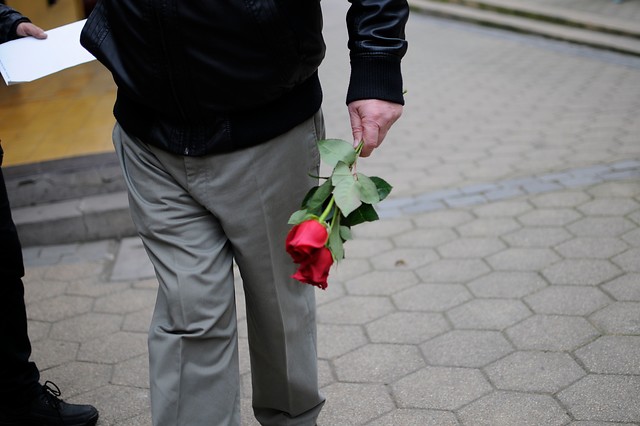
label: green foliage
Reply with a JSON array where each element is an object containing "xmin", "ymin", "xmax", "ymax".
[
  {"xmin": 288, "ymin": 138, "xmax": 393, "ymax": 262},
  {"xmin": 318, "ymin": 139, "xmax": 358, "ymax": 168}
]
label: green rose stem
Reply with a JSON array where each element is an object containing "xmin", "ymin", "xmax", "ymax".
[
  {"xmin": 318, "ymin": 140, "xmax": 364, "ymax": 236},
  {"xmin": 318, "ymin": 196, "xmax": 335, "ymax": 224}
]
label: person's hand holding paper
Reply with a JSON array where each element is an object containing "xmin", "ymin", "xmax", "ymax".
[
  {"xmin": 0, "ymin": 19, "xmax": 95, "ymax": 85},
  {"xmin": 15, "ymin": 21, "xmax": 47, "ymax": 39}
]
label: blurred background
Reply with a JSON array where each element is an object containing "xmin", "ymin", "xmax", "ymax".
[{"xmin": 0, "ymin": 0, "xmax": 114, "ymax": 167}]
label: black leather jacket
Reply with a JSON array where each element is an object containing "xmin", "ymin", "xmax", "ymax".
[
  {"xmin": 81, "ymin": 0, "xmax": 409, "ymax": 155},
  {"xmin": 0, "ymin": 4, "xmax": 30, "ymax": 44}
]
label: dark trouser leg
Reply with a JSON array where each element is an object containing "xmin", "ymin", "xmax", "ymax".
[{"xmin": 0, "ymin": 153, "xmax": 40, "ymax": 407}]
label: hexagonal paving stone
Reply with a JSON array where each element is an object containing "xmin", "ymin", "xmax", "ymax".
[
  {"xmin": 485, "ymin": 351, "xmax": 585, "ymax": 393},
  {"xmin": 22, "ymin": 279, "xmax": 68, "ymax": 304},
  {"xmin": 588, "ymin": 181, "xmax": 640, "ymax": 198},
  {"xmin": 558, "ymin": 375, "xmax": 640, "ymax": 423},
  {"xmin": 392, "ymin": 284, "xmax": 472, "ymax": 312},
  {"xmin": 366, "ymin": 312, "xmax": 450, "ymax": 344},
  {"xmin": 472, "ymin": 200, "xmax": 533, "ymax": 217},
  {"xmin": 436, "ymin": 238, "xmax": 506, "ymax": 258},
  {"xmin": 412, "ymin": 210, "xmax": 475, "ymax": 228},
  {"xmin": 341, "ymin": 238, "xmax": 394, "ymax": 258},
  {"xmin": 467, "ymin": 272, "xmax": 547, "ymax": 298},
  {"xmin": 577, "ymin": 198, "xmax": 639, "ymax": 216},
  {"xmin": 486, "ymin": 248, "xmax": 560, "ymax": 271},
  {"xmin": 351, "ymin": 218, "xmax": 414, "ymax": 238},
  {"xmin": 416, "ymin": 259, "xmax": 491, "ymax": 283},
  {"xmin": 122, "ymin": 306, "xmax": 154, "ymax": 333},
  {"xmin": 93, "ymin": 288, "xmax": 158, "ymax": 314},
  {"xmin": 393, "ymin": 228, "xmax": 458, "ymax": 248},
  {"xmin": 602, "ymin": 274, "xmax": 640, "ymax": 301},
  {"xmin": 329, "ymin": 258, "xmax": 372, "ymax": 283},
  {"xmin": 506, "ymin": 315, "xmax": 600, "ymax": 351},
  {"xmin": 317, "ymin": 296, "xmax": 395, "ymax": 324},
  {"xmin": 42, "ymin": 361, "xmax": 112, "ymax": 397},
  {"xmin": 524, "ymin": 286, "xmax": 611, "ymax": 315},
  {"xmin": 501, "ymin": 227, "xmax": 571, "ymax": 247},
  {"xmin": 65, "ymin": 278, "xmax": 130, "ymax": 297},
  {"xmin": 334, "ymin": 344, "xmax": 425, "ymax": 383},
  {"xmin": 530, "ymin": 191, "xmax": 591, "ymax": 208},
  {"xmin": 589, "ymin": 302, "xmax": 640, "ymax": 334},
  {"xmin": 73, "ymin": 384, "xmax": 150, "ymax": 426},
  {"xmin": 392, "ymin": 367, "xmax": 492, "ymax": 410},
  {"xmin": 575, "ymin": 336, "xmax": 640, "ymax": 375},
  {"xmin": 567, "ymin": 217, "xmax": 636, "ymax": 237},
  {"xmin": 518, "ymin": 208, "xmax": 582, "ymax": 227},
  {"xmin": 368, "ymin": 409, "xmax": 459, "ymax": 426},
  {"xmin": 568, "ymin": 422, "xmax": 630, "ymax": 426},
  {"xmin": 459, "ymin": 391, "xmax": 571, "ymax": 426},
  {"xmin": 317, "ymin": 324, "xmax": 368, "ymax": 359},
  {"xmin": 370, "ymin": 248, "xmax": 439, "ymax": 271},
  {"xmin": 318, "ymin": 383, "xmax": 395, "ymax": 426},
  {"xmin": 554, "ymin": 237, "xmax": 629, "ymax": 259},
  {"xmin": 317, "ymin": 359, "xmax": 334, "ymax": 389},
  {"xmin": 612, "ymin": 248, "xmax": 640, "ymax": 272},
  {"xmin": 622, "ymin": 228, "xmax": 640, "ymax": 246},
  {"xmin": 456, "ymin": 218, "xmax": 521, "ymax": 237},
  {"xmin": 26, "ymin": 295, "xmax": 94, "ymax": 322},
  {"xmin": 31, "ymin": 340, "xmax": 79, "ymax": 370},
  {"xmin": 420, "ymin": 330, "xmax": 513, "ymax": 367},
  {"xmin": 50, "ymin": 312, "xmax": 123, "ymax": 342},
  {"xmin": 112, "ymin": 354, "xmax": 150, "ymax": 388},
  {"xmin": 27, "ymin": 321, "xmax": 50, "ymax": 342},
  {"xmin": 542, "ymin": 259, "xmax": 621, "ymax": 285},
  {"xmin": 447, "ymin": 299, "xmax": 531, "ymax": 330},
  {"xmin": 43, "ymin": 261, "xmax": 106, "ymax": 282},
  {"xmin": 344, "ymin": 270, "xmax": 418, "ymax": 296},
  {"xmin": 78, "ymin": 331, "xmax": 148, "ymax": 364}
]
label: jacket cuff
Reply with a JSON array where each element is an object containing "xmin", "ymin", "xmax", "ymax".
[{"xmin": 346, "ymin": 55, "xmax": 405, "ymax": 106}]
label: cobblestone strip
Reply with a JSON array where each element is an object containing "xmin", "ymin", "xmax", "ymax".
[{"xmin": 379, "ymin": 159, "xmax": 640, "ymax": 218}]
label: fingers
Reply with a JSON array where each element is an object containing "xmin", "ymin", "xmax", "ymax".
[
  {"xmin": 16, "ymin": 22, "xmax": 48, "ymax": 39},
  {"xmin": 348, "ymin": 99, "xmax": 403, "ymax": 157}
]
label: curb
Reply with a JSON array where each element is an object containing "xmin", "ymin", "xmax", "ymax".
[{"xmin": 409, "ymin": 0, "xmax": 640, "ymax": 56}]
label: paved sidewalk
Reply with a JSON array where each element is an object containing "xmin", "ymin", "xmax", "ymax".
[{"xmin": 17, "ymin": 1, "xmax": 640, "ymax": 425}]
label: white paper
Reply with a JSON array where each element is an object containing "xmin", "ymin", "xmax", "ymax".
[{"xmin": 0, "ymin": 19, "xmax": 95, "ymax": 85}]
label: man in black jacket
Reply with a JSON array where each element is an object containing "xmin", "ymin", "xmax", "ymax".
[
  {"xmin": 82, "ymin": 1, "xmax": 409, "ymax": 425},
  {"xmin": 0, "ymin": 5, "xmax": 99, "ymax": 426}
]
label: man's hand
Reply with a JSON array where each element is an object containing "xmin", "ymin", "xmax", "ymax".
[
  {"xmin": 347, "ymin": 99, "xmax": 403, "ymax": 157},
  {"xmin": 16, "ymin": 22, "xmax": 47, "ymax": 39}
]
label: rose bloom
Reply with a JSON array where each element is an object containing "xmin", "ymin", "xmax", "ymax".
[
  {"xmin": 286, "ymin": 220, "xmax": 333, "ymax": 289},
  {"xmin": 292, "ymin": 246, "xmax": 333, "ymax": 290},
  {"xmin": 285, "ymin": 220, "xmax": 329, "ymax": 262}
]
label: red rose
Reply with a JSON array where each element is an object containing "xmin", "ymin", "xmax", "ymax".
[
  {"xmin": 286, "ymin": 220, "xmax": 333, "ymax": 289},
  {"xmin": 285, "ymin": 220, "xmax": 329, "ymax": 263},
  {"xmin": 292, "ymin": 246, "xmax": 333, "ymax": 290}
]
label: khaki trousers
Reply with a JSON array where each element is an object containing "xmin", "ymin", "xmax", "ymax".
[{"xmin": 113, "ymin": 112, "xmax": 325, "ymax": 426}]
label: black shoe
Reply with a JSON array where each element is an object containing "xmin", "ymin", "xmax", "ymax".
[{"xmin": 0, "ymin": 381, "xmax": 99, "ymax": 426}]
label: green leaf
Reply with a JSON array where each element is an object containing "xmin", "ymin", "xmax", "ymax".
[
  {"xmin": 342, "ymin": 203, "xmax": 379, "ymax": 227},
  {"xmin": 331, "ymin": 161, "xmax": 353, "ymax": 187},
  {"xmin": 356, "ymin": 173, "xmax": 380, "ymax": 204},
  {"xmin": 370, "ymin": 176, "xmax": 393, "ymax": 201},
  {"xmin": 300, "ymin": 186, "xmax": 318, "ymax": 208},
  {"xmin": 339, "ymin": 226, "xmax": 352, "ymax": 241},
  {"xmin": 305, "ymin": 178, "xmax": 333, "ymax": 211},
  {"xmin": 318, "ymin": 139, "xmax": 358, "ymax": 168},
  {"xmin": 327, "ymin": 213, "xmax": 345, "ymax": 260},
  {"xmin": 288, "ymin": 209, "xmax": 309, "ymax": 225},
  {"xmin": 333, "ymin": 178, "xmax": 362, "ymax": 217}
]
